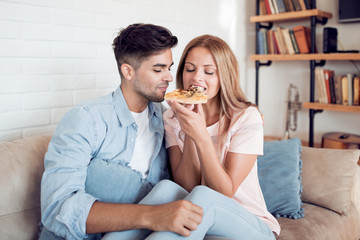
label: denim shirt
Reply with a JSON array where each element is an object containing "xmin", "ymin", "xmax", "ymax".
[{"xmin": 40, "ymin": 86, "xmax": 169, "ymax": 240}]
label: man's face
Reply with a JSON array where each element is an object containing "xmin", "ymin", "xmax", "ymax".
[{"xmin": 133, "ymin": 49, "xmax": 174, "ymax": 102}]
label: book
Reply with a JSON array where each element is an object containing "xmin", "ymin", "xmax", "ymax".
[
  {"xmin": 284, "ymin": 0, "xmax": 295, "ymax": 11},
  {"xmin": 272, "ymin": 30, "xmax": 280, "ymax": 54},
  {"xmin": 315, "ymin": 68, "xmax": 327, "ymax": 104},
  {"xmin": 319, "ymin": 68, "xmax": 328, "ymax": 104},
  {"xmin": 341, "ymin": 75, "xmax": 349, "ymax": 105},
  {"xmin": 269, "ymin": 0, "xmax": 277, "ymax": 14},
  {"xmin": 257, "ymin": 29, "xmax": 266, "ymax": 54},
  {"xmin": 259, "ymin": 0, "xmax": 268, "ymax": 15},
  {"xmin": 334, "ymin": 75, "xmax": 343, "ymax": 104},
  {"xmin": 328, "ymin": 70, "xmax": 336, "ymax": 104},
  {"xmin": 272, "ymin": 0, "xmax": 280, "ymax": 14},
  {"xmin": 275, "ymin": 27, "xmax": 288, "ymax": 54},
  {"xmin": 347, "ymin": 73, "xmax": 353, "ymax": 105},
  {"xmin": 267, "ymin": 30, "xmax": 275, "ymax": 54},
  {"xmin": 354, "ymin": 76, "xmax": 359, "ymax": 105},
  {"xmin": 293, "ymin": 26, "xmax": 311, "ymax": 53},
  {"xmin": 298, "ymin": 0, "xmax": 307, "ymax": 11},
  {"xmin": 281, "ymin": 28, "xmax": 295, "ymax": 54},
  {"xmin": 264, "ymin": 0, "xmax": 273, "ymax": 14},
  {"xmin": 323, "ymin": 69, "xmax": 332, "ymax": 103},
  {"xmin": 291, "ymin": 0, "xmax": 302, "ymax": 11},
  {"xmin": 289, "ymin": 29, "xmax": 300, "ymax": 54},
  {"xmin": 274, "ymin": 0, "xmax": 287, "ymax": 13},
  {"xmin": 304, "ymin": 0, "xmax": 311, "ymax": 9}
]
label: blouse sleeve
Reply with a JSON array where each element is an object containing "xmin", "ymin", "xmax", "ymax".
[{"xmin": 228, "ymin": 107, "xmax": 264, "ymax": 155}]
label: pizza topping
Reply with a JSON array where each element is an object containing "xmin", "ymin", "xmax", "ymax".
[
  {"xmin": 189, "ymin": 85, "xmax": 206, "ymax": 92},
  {"xmin": 164, "ymin": 85, "xmax": 207, "ymax": 104}
]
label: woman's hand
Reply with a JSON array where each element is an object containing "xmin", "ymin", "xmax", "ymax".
[{"xmin": 167, "ymin": 100, "xmax": 208, "ymax": 142}]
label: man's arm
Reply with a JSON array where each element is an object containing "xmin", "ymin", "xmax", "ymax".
[{"xmin": 86, "ymin": 200, "xmax": 203, "ymax": 237}]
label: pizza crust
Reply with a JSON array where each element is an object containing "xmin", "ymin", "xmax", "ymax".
[{"xmin": 164, "ymin": 89, "xmax": 207, "ymax": 104}]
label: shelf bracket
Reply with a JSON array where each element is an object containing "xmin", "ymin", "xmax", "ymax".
[
  {"xmin": 257, "ymin": 61, "xmax": 272, "ymax": 67},
  {"xmin": 315, "ymin": 17, "xmax": 328, "ymax": 25},
  {"xmin": 313, "ymin": 109, "xmax": 323, "ymax": 115},
  {"xmin": 259, "ymin": 22, "xmax": 273, "ymax": 30},
  {"xmin": 315, "ymin": 60, "xmax": 326, "ymax": 67}
]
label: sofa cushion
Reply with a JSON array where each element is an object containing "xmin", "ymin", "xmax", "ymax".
[
  {"xmin": 257, "ymin": 138, "xmax": 304, "ymax": 219},
  {"xmin": 0, "ymin": 135, "xmax": 51, "ymax": 239},
  {"xmin": 301, "ymin": 147, "xmax": 360, "ymax": 216},
  {"xmin": 277, "ymin": 203, "xmax": 360, "ymax": 240}
]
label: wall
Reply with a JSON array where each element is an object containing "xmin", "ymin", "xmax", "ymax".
[
  {"xmin": 0, "ymin": 0, "xmax": 359, "ymax": 145},
  {"xmin": 245, "ymin": 0, "xmax": 360, "ymax": 144},
  {"xmin": 0, "ymin": 0, "xmax": 246, "ymax": 142}
]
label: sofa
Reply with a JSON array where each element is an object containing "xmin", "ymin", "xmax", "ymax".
[{"xmin": 0, "ymin": 135, "xmax": 359, "ymax": 240}]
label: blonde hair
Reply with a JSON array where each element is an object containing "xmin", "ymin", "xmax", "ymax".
[{"xmin": 176, "ymin": 35, "xmax": 256, "ymax": 141}]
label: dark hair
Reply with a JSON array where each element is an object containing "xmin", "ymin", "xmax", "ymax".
[{"xmin": 112, "ymin": 23, "xmax": 178, "ymax": 78}]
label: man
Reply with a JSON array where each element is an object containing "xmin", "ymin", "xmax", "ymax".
[{"xmin": 40, "ymin": 23, "xmax": 202, "ymax": 240}]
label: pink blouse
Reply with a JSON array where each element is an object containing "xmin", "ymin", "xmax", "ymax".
[{"xmin": 163, "ymin": 106, "xmax": 280, "ymax": 235}]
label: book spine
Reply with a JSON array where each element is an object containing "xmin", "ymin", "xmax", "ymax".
[
  {"xmin": 282, "ymin": 28, "xmax": 295, "ymax": 54},
  {"xmin": 258, "ymin": 30, "xmax": 265, "ymax": 54},
  {"xmin": 324, "ymin": 70, "xmax": 332, "ymax": 103},
  {"xmin": 298, "ymin": 0, "xmax": 307, "ymax": 11},
  {"xmin": 319, "ymin": 68, "xmax": 328, "ymax": 104},
  {"xmin": 275, "ymin": 0, "xmax": 287, "ymax": 13},
  {"xmin": 328, "ymin": 70, "xmax": 336, "ymax": 104},
  {"xmin": 353, "ymin": 76, "xmax": 360, "ymax": 106},
  {"xmin": 342, "ymin": 75, "xmax": 349, "ymax": 105},
  {"xmin": 289, "ymin": 29, "xmax": 300, "ymax": 54},
  {"xmin": 293, "ymin": 26, "xmax": 310, "ymax": 53},
  {"xmin": 284, "ymin": 0, "xmax": 295, "ymax": 11},
  {"xmin": 347, "ymin": 73, "xmax": 353, "ymax": 105},
  {"xmin": 334, "ymin": 75, "xmax": 342, "ymax": 104},
  {"xmin": 275, "ymin": 27, "xmax": 287, "ymax": 54}
]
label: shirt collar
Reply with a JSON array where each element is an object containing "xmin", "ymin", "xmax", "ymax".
[{"xmin": 112, "ymin": 86, "xmax": 162, "ymax": 129}]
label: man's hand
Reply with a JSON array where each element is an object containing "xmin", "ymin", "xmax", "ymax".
[{"xmin": 146, "ymin": 200, "xmax": 203, "ymax": 237}]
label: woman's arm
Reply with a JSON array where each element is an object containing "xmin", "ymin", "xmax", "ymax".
[
  {"xmin": 167, "ymin": 101, "xmax": 257, "ymax": 197},
  {"xmin": 168, "ymin": 135, "xmax": 201, "ymax": 192}
]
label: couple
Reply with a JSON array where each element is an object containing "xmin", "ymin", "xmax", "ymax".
[{"xmin": 39, "ymin": 23, "xmax": 280, "ymax": 240}]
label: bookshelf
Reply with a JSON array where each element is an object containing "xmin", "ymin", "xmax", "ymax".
[
  {"xmin": 251, "ymin": 53, "xmax": 360, "ymax": 61},
  {"xmin": 250, "ymin": 9, "xmax": 332, "ymax": 23},
  {"xmin": 252, "ymin": 0, "xmax": 360, "ymax": 147}
]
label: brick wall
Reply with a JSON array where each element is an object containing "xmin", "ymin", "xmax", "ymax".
[{"xmin": 0, "ymin": 0, "xmax": 242, "ymax": 142}]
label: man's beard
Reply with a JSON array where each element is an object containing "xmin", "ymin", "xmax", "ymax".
[{"xmin": 134, "ymin": 80, "xmax": 166, "ymax": 102}]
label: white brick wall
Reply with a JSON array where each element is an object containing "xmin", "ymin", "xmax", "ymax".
[
  {"xmin": 1, "ymin": 0, "xmax": 359, "ymax": 144},
  {"xmin": 0, "ymin": 0, "xmax": 244, "ymax": 142}
]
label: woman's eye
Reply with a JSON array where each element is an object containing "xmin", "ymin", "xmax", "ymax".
[
  {"xmin": 186, "ymin": 68, "xmax": 195, "ymax": 72},
  {"xmin": 205, "ymin": 71, "xmax": 214, "ymax": 75},
  {"xmin": 153, "ymin": 69, "xmax": 161, "ymax": 73}
]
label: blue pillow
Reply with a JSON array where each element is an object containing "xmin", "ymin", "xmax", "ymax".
[{"xmin": 257, "ymin": 138, "xmax": 304, "ymax": 219}]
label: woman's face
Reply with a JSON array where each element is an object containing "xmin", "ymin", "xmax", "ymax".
[{"xmin": 182, "ymin": 47, "xmax": 220, "ymax": 100}]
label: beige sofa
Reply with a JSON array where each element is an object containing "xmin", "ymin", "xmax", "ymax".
[{"xmin": 0, "ymin": 135, "xmax": 359, "ymax": 240}]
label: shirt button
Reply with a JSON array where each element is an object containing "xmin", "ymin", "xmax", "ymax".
[{"xmin": 131, "ymin": 138, "xmax": 134, "ymax": 142}]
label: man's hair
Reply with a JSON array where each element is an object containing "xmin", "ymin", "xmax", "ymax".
[{"xmin": 112, "ymin": 23, "xmax": 178, "ymax": 78}]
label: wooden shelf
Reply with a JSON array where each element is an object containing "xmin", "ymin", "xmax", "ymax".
[
  {"xmin": 303, "ymin": 102, "xmax": 360, "ymax": 113},
  {"xmin": 251, "ymin": 53, "xmax": 360, "ymax": 61},
  {"xmin": 250, "ymin": 9, "xmax": 332, "ymax": 23}
]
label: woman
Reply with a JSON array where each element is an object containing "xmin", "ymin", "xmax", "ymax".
[
  {"xmin": 160, "ymin": 34, "xmax": 280, "ymax": 239},
  {"xmin": 104, "ymin": 35, "xmax": 279, "ymax": 240}
]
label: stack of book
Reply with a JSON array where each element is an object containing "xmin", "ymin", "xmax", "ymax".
[
  {"xmin": 259, "ymin": 0, "xmax": 311, "ymax": 15},
  {"xmin": 315, "ymin": 68, "xmax": 360, "ymax": 106},
  {"xmin": 257, "ymin": 26, "xmax": 312, "ymax": 55}
]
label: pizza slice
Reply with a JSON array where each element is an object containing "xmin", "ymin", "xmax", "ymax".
[{"xmin": 164, "ymin": 85, "xmax": 207, "ymax": 104}]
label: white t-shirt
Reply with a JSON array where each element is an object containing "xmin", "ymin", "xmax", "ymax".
[
  {"xmin": 163, "ymin": 106, "xmax": 281, "ymax": 235},
  {"xmin": 128, "ymin": 106, "xmax": 156, "ymax": 178}
]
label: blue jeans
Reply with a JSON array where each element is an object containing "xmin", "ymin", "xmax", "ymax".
[{"xmin": 103, "ymin": 180, "xmax": 275, "ymax": 240}]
